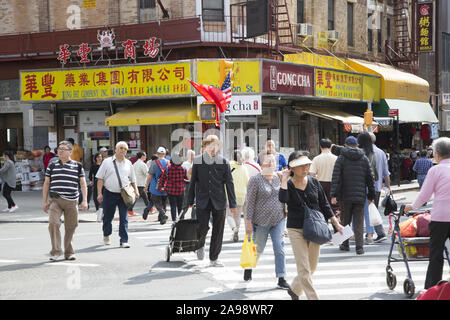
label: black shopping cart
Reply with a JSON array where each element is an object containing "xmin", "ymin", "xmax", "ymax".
[
  {"xmin": 386, "ymin": 204, "xmax": 450, "ymax": 298},
  {"xmin": 165, "ymin": 206, "xmax": 199, "ymax": 262}
]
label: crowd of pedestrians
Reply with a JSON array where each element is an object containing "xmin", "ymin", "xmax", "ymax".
[{"xmin": 21, "ymin": 130, "xmax": 446, "ymax": 300}]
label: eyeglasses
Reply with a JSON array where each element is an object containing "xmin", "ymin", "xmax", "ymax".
[{"xmin": 58, "ymin": 148, "xmax": 71, "ymax": 152}]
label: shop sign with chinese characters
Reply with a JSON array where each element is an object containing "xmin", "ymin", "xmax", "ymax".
[
  {"xmin": 315, "ymin": 68, "xmax": 362, "ymax": 101},
  {"xmin": 20, "ymin": 62, "xmax": 191, "ymax": 102},
  {"xmin": 57, "ymin": 29, "xmax": 162, "ymax": 65},
  {"xmin": 417, "ymin": 1, "xmax": 434, "ymax": 52}
]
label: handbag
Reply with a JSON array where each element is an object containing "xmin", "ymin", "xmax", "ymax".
[
  {"xmin": 293, "ymin": 178, "xmax": 332, "ymax": 245},
  {"xmin": 240, "ymin": 235, "xmax": 258, "ymax": 269},
  {"xmin": 383, "ymin": 192, "xmax": 397, "ymax": 216},
  {"xmin": 112, "ymin": 159, "xmax": 136, "ymax": 208},
  {"xmin": 368, "ymin": 202, "xmax": 383, "ymax": 226}
]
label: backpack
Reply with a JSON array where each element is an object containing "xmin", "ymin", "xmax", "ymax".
[
  {"xmin": 155, "ymin": 159, "xmax": 169, "ymax": 192},
  {"xmin": 417, "ymin": 279, "xmax": 450, "ymax": 300},
  {"xmin": 368, "ymin": 152, "xmax": 379, "ymax": 181}
]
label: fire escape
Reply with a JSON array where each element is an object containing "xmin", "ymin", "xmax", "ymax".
[
  {"xmin": 385, "ymin": 0, "xmax": 418, "ymax": 73},
  {"xmin": 271, "ymin": 0, "xmax": 295, "ymax": 49}
]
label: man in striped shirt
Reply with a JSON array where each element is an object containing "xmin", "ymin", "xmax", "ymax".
[{"xmin": 43, "ymin": 140, "xmax": 88, "ymax": 262}]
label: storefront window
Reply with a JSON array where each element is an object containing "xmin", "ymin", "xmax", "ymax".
[{"xmin": 258, "ymin": 107, "xmax": 280, "ymax": 150}]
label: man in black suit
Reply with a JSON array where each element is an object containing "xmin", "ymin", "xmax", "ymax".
[{"xmin": 188, "ymin": 135, "xmax": 237, "ymax": 267}]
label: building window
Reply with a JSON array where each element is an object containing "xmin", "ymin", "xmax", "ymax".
[
  {"xmin": 378, "ymin": 29, "xmax": 382, "ymax": 52},
  {"xmin": 328, "ymin": 0, "xmax": 335, "ymax": 30},
  {"xmin": 368, "ymin": 28, "xmax": 373, "ymax": 51},
  {"xmin": 443, "ymin": 33, "xmax": 450, "ymax": 72},
  {"xmin": 202, "ymin": 0, "xmax": 224, "ymax": 22},
  {"xmin": 140, "ymin": 0, "xmax": 155, "ymax": 8},
  {"xmin": 387, "ymin": 17, "xmax": 391, "ymax": 41},
  {"xmin": 297, "ymin": 0, "xmax": 304, "ymax": 23},
  {"xmin": 347, "ymin": 2, "xmax": 354, "ymax": 46}
]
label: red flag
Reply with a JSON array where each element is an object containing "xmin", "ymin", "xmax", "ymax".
[{"xmin": 188, "ymin": 80, "xmax": 228, "ymax": 113}]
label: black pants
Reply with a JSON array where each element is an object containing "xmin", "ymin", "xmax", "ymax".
[
  {"xmin": 130, "ymin": 187, "xmax": 149, "ymax": 211},
  {"xmin": 151, "ymin": 194, "xmax": 168, "ymax": 221},
  {"xmin": 168, "ymin": 194, "xmax": 183, "ymax": 221},
  {"xmin": 2, "ymin": 183, "xmax": 15, "ymax": 208},
  {"xmin": 340, "ymin": 202, "xmax": 365, "ymax": 250},
  {"xmin": 425, "ymin": 221, "xmax": 450, "ymax": 289},
  {"xmin": 197, "ymin": 201, "xmax": 226, "ymax": 261}
]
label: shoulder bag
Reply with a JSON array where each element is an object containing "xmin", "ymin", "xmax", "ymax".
[
  {"xmin": 294, "ymin": 178, "xmax": 332, "ymax": 245},
  {"xmin": 113, "ymin": 159, "xmax": 136, "ymax": 207}
]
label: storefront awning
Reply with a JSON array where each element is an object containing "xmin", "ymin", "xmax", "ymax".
[
  {"xmin": 298, "ymin": 107, "xmax": 378, "ymax": 133},
  {"xmin": 374, "ymin": 99, "xmax": 438, "ymax": 124},
  {"xmin": 347, "ymin": 59, "xmax": 430, "ymax": 103},
  {"xmin": 105, "ymin": 102, "xmax": 200, "ymax": 127}
]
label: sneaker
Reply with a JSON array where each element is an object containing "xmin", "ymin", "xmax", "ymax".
[
  {"xmin": 374, "ymin": 234, "xmax": 387, "ymax": 243},
  {"xmin": 160, "ymin": 215, "xmax": 168, "ymax": 225},
  {"xmin": 196, "ymin": 247, "xmax": 205, "ymax": 260},
  {"xmin": 287, "ymin": 288, "xmax": 299, "ymax": 300},
  {"xmin": 356, "ymin": 247, "xmax": 365, "ymax": 255},
  {"xmin": 9, "ymin": 206, "xmax": 18, "ymax": 213},
  {"xmin": 277, "ymin": 277, "xmax": 290, "ymax": 290},
  {"xmin": 128, "ymin": 210, "xmax": 136, "ymax": 216},
  {"xmin": 120, "ymin": 242, "xmax": 130, "ymax": 248},
  {"xmin": 104, "ymin": 236, "xmax": 111, "ymax": 245},
  {"xmin": 232, "ymin": 227, "xmax": 239, "ymax": 242},
  {"xmin": 2, "ymin": 208, "xmax": 10, "ymax": 212},
  {"xmin": 65, "ymin": 255, "xmax": 76, "ymax": 261},
  {"xmin": 143, "ymin": 208, "xmax": 149, "ymax": 220},
  {"xmin": 244, "ymin": 269, "xmax": 252, "ymax": 281},
  {"xmin": 49, "ymin": 254, "xmax": 60, "ymax": 262},
  {"xmin": 150, "ymin": 207, "xmax": 157, "ymax": 214},
  {"xmin": 365, "ymin": 233, "xmax": 374, "ymax": 245},
  {"xmin": 339, "ymin": 244, "xmax": 350, "ymax": 251},
  {"xmin": 210, "ymin": 260, "xmax": 224, "ymax": 267},
  {"xmin": 96, "ymin": 210, "xmax": 103, "ymax": 222}
]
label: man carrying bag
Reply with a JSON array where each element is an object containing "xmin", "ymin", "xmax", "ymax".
[{"xmin": 96, "ymin": 141, "xmax": 139, "ymax": 248}]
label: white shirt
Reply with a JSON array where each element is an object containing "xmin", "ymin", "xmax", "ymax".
[
  {"xmin": 310, "ymin": 150, "xmax": 337, "ymax": 182},
  {"xmin": 133, "ymin": 159, "xmax": 149, "ymax": 187},
  {"xmin": 96, "ymin": 155, "xmax": 136, "ymax": 193}
]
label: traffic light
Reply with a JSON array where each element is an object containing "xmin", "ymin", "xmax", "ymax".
[
  {"xmin": 219, "ymin": 59, "xmax": 234, "ymax": 87},
  {"xmin": 364, "ymin": 109, "xmax": 373, "ymax": 127}
]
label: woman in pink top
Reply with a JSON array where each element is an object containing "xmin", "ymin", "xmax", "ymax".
[{"xmin": 405, "ymin": 137, "xmax": 450, "ymax": 289}]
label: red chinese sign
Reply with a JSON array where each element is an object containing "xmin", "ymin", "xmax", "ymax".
[{"xmin": 56, "ymin": 29, "xmax": 162, "ymax": 65}]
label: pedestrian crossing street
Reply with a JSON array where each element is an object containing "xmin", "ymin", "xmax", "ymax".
[{"xmin": 132, "ymin": 221, "xmax": 450, "ymax": 300}]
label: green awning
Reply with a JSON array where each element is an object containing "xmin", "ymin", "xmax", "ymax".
[{"xmin": 373, "ymin": 99, "xmax": 438, "ymax": 123}]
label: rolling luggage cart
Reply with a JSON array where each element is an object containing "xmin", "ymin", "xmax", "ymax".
[
  {"xmin": 386, "ymin": 205, "xmax": 450, "ymax": 298},
  {"xmin": 165, "ymin": 206, "xmax": 199, "ymax": 262}
]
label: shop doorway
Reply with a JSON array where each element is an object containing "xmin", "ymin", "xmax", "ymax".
[
  {"xmin": 0, "ymin": 113, "xmax": 23, "ymax": 154},
  {"xmin": 226, "ymin": 117, "xmax": 258, "ymax": 157}
]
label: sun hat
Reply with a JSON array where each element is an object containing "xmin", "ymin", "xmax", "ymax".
[{"xmin": 289, "ymin": 155, "xmax": 312, "ymax": 168}]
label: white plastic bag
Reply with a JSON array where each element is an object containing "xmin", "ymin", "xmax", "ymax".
[{"xmin": 369, "ymin": 202, "xmax": 382, "ymax": 226}]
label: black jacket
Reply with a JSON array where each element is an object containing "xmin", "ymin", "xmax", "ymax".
[
  {"xmin": 187, "ymin": 153, "xmax": 237, "ymax": 211},
  {"xmin": 279, "ymin": 175, "xmax": 334, "ymax": 229},
  {"xmin": 330, "ymin": 147, "xmax": 375, "ymax": 204}
]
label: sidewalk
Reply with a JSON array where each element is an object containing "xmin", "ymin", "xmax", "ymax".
[
  {"xmin": 0, "ymin": 190, "xmax": 160, "ymax": 224},
  {"xmin": 0, "ymin": 180, "xmax": 419, "ymax": 224}
]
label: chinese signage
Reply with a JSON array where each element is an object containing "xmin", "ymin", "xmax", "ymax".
[
  {"xmin": 417, "ymin": 1, "xmax": 434, "ymax": 52},
  {"xmin": 315, "ymin": 69, "xmax": 362, "ymax": 101},
  {"xmin": 20, "ymin": 62, "xmax": 191, "ymax": 102},
  {"xmin": 57, "ymin": 29, "xmax": 162, "ymax": 65},
  {"xmin": 83, "ymin": 0, "xmax": 96, "ymax": 8},
  {"xmin": 197, "ymin": 95, "xmax": 262, "ymax": 116},
  {"xmin": 317, "ymin": 32, "xmax": 328, "ymax": 49},
  {"xmin": 262, "ymin": 61, "xmax": 314, "ymax": 96}
]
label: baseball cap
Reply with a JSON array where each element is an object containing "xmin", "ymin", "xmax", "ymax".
[
  {"xmin": 345, "ymin": 136, "xmax": 358, "ymax": 146},
  {"xmin": 157, "ymin": 146, "xmax": 166, "ymax": 154}
]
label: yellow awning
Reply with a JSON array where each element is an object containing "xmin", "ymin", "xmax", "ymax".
[
  {"xmin": 105, "ymin": 102, "xmax": 200, "ymax": 127},
  {"xmin": 347, "ymin": 59, "xmax": 429, "ymax": 102}
]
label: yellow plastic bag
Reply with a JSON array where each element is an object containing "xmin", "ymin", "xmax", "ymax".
[{"xmin": 240, "ymin": 235, "xmax": 257, "ymax": 269}]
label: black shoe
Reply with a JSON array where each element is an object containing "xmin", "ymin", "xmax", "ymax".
[
  {"xmin": 287, "ymin": 288, "xmax": 299, "ymax": 300},
  {"xmin": 339, "ymin": 244, "xmax": 350, "ymax": 251},
  {"xmin": 160, "ymin": 216, "xmax": 168, "ymax": 225},
  {"xmin": 356, "ymin": 247, "xmax": 365, "ymax": 255},
  {"xmin": 374, "ymin": 234, "xmax": 387, "ymax": 243},
  {"xmin": 277, "ymin": 277, "xmax": 290, "ymax": 290},
  {"xmin": 143, "ymin": 208, "xmax": 149, "ymax": 220},
  {"xmin": 244, "ymin": 269, "xmax": 252, "ymax": 281}
]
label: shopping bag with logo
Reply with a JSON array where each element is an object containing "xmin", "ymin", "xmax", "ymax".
[{"xmin": 240, "ymin": 235, "xmax": 257, "ymax": 269}]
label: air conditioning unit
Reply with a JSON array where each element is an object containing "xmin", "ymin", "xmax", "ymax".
[
  {"xmin": 297, "ymin": 23, "xmax": 313, "ymax": 37},
  {"xmin": 327, "ymin": 30, "xmax": 339, "ymax": 41},
  {"xmin": 63, "ymin": 115, "xmax": 76, "ymax": 127}
]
